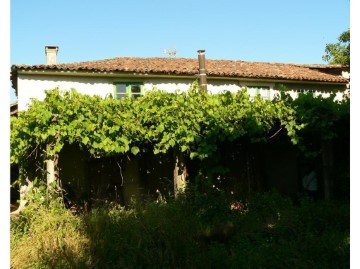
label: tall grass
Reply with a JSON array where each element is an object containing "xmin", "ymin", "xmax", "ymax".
[
  {"xmin": 11, "ymin": 189, "xmax": 349, "ymax": 269},
  {"xmin": 11, "ymin": 198, "xmax": 91, "ymax": 268}
]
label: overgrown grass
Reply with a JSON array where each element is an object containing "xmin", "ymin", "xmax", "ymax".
[{"xmin": 11, "ymin": 189, "xmax": 349, "ymax": 269}]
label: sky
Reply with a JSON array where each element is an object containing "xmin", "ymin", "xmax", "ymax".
[{"xmin": 9, "ymin": 0, "xmax": 350, "ymax": 101}]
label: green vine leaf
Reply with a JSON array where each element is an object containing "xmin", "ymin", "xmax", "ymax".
[
  {"xmin": 131, "ymin": 146, "xmax": 140, "ymax": 155},
  {"xmin": 11, "ymin": 84, "xmax": 348, "ymax": 185}
]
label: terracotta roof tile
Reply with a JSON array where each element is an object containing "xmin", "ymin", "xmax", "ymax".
[
  {"xmin": 10, "ymin": 102, "xmax": 18, "ymax": 116},
  {"xmin": 11, "ymin": 57, "xmax": 349, "ymax": 83}
]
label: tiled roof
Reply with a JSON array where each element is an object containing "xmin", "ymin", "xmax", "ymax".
[
  {"xmin": 11, "ymin": 57, "xmax": 349, "ymax": 83},
  {"xmin": 10, "ymin": 102, "xmax": 18, "ymax": 116}
]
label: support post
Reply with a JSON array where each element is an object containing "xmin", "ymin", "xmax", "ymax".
[
  {"xmin": 173, "ymin": 147, "xmax": 188, "ymax": 199},
  {"xmin": 46, "ymin": 158, "xmax": 56, "ymax": 186},
  {"xmin": 46, "ymin": 145, "xmax": 60, "ymax": 194}
]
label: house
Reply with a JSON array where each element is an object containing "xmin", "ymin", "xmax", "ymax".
[
  {"xmin": 10, "ymin": 47, "xmax": 350, "ymax": 204},
  {"xmin": 11, "ymin": 46, "xmax": 349, "ymax": 112}
]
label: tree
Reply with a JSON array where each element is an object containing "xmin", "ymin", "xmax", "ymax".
[
  {"xmin": 322, "ymin": 29, "xmax": 350, "ymax": 65},
  {"xmin": 282, "ymin": 91, "xmax": 350, "ymax": 200}
]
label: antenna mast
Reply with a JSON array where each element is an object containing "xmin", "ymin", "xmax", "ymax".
[{"xmin": 163, "ymin": 48, "xmax": 177, "ymax": 58}]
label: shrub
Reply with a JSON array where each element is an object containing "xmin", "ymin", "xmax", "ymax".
[
  {"xmin": 11, "ymin": 190, "xmax": 349, "ymax": 268},
  {"xmin": 11, "ymin": 187, "xmax": 91, "ymax": 269}
]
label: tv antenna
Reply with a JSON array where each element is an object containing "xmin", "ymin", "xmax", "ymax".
[{"xmin": 163, "ymin": 48, "xmax": 177, "ymax": 58}]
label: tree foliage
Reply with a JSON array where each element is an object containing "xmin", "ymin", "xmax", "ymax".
[
  {"xmin": 282, "ymin": 91, "xmax": 350, "ymax": 157},
  {"xmin": 322, "ymin": 29, "xmax": 350, "ymax": 65}
]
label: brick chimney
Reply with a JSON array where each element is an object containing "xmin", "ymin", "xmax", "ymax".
[{"xmin": 45, "ymin": 46, "xmax": 59, "ymax": 65}]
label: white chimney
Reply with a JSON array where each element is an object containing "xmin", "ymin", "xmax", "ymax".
[{"xmin": 45, "ymin": 46, "xmax": 59, "ymax": 65}]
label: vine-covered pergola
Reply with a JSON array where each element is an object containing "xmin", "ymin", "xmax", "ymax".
[{"xmin": 11, "ymin": 83, "xmax": 349, "ymax": 206}]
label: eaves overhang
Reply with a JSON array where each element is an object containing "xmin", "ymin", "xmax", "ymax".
[{"xmin": 11, "ymin": 63, "xmax": 349, "ymax": 96}]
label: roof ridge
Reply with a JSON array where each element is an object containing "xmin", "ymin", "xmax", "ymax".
[{"xmin": 12, "ymin": 55, "xmax": 341, "ymax": 67}]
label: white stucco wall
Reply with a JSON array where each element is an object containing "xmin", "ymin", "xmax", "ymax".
[
  {"xmin": 144, "ymin": 80, "xmax": 242, "ymax": 94},
  {"xmin": 16, "ymin": 74, "xmax": 347, "ymax": 111},
  {"xmin": 17, "ymin": 75, "xmax": 115, "ymax": 111},
  {"xmin": 18, "ymin": 75, "xmax": 251, "ymax": 111},
  {"xmin": 143, "ymin": 81, "xmax": 194, "ymax": 93},
  {"xmin": 278, "ymin": 89, "xmax": 345, "ymax": 102}
]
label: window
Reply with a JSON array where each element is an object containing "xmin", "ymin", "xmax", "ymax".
[
  {"xmin": 115, "ymin": 84, "xmax": 127, "ymax": 99},
  {"xmin": 245, "ymin": 85, "xmax": 271, "ymax": 100},
  {"xmin": 114, "ymin": 83, "xmax": 143, "ymax": 99}
]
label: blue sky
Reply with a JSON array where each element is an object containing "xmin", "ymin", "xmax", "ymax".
[{"xmin": 10, "ymin": 0, "xmax": 350, "ymax": 101}]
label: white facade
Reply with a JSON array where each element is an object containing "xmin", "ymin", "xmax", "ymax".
[
  {"xmin": 16, "ymin": 73, "xmax": 347, "ymax": 111},
  {"xmin": 17, "ymin": 75, "xmax": 115, "ymax": 111},
  {"xmin": 17, "ymin": 74, "xmax": 276, "ymax": 111}
]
